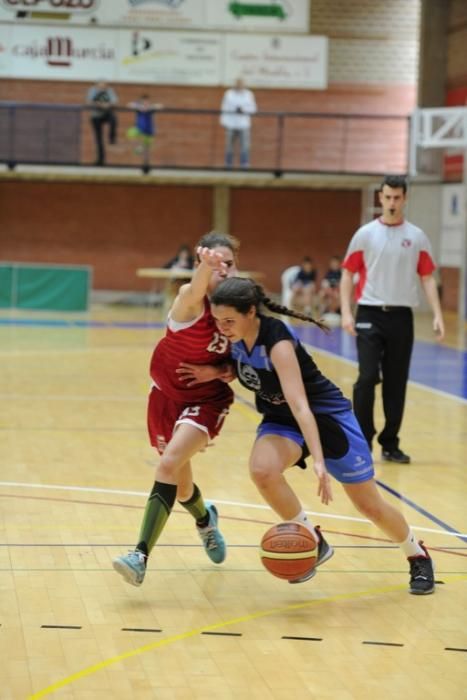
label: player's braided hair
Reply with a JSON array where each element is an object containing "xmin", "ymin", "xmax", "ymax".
[{"xmin": 211, "ymin": 277, "xmax": 329, "ymax": 332}]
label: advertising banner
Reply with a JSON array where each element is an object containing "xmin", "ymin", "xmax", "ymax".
[
  {"xmin": 117, "ymin": 29, "xmax": 222, "ymax": 85},
  {"xmin": 1, "ymin": 24, "xmax": 117, "ymax": 80},
  {"xmin": 206, "ymin": 0, "xmax": 310, "ymax": 33},
  {"xmin": 0, "ymin": 0, "xmax": 101, "ymax": 22},
  {"xmin": 224, "ymin": 33, "xmax": 327, "ymax": 89},
  {"xmin": 0, "ymin": 22, "xmax": 326, "ymax": 88},
  {"xmin": 0, "ymin": 0, "xmax": 310, "ymax": 32},
  {"xmin": 0, "ymin": 23, "xmax": 10, "ymax": 74},
  {"xmin": 94, "ymin": 0, "xmax": 207, "ymax": 30}
]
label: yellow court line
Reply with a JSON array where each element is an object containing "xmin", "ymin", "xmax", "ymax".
[{"xmin": 29, "ymin": 576, "xmax": 467, "ymax": 699}]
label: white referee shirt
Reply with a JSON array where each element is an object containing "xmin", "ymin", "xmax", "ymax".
[{"xmin": 342, "ymin": 218, "xmax": 436, "ymax": 307}]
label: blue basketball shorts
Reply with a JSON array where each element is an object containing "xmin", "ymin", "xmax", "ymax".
[{"xmin": 256, "ymin": 409, "xmax": 374, "ymax": 484}]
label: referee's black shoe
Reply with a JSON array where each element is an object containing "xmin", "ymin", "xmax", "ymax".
[{"xmin": 382, "ymin": 448, "xmax": 411, "ymax": 464}]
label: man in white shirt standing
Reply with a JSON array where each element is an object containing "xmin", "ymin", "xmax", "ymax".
[
  {"xmin": 340, "ymin": 175, "xmax": 445, "ymax": 464},
  {"xmin": 220, "ymin": 78, "xmax": 257, "ymax": 168}
]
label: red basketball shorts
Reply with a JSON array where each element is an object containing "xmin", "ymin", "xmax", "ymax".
[{"xmin": 147, "ymin": 385, "xmax": 232, "ymax": 455}]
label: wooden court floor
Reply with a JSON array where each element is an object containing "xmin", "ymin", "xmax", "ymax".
[{"xmin": 0, "ymin": 305, "xmax": 466, "ymax": 699}]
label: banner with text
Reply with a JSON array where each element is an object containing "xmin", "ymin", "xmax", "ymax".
[
  {"xmin": 224, "ymin": 33, "xmax": 327, "ymax": 89},
  {"xmin": 0, "ymin": 0, "xmax": 310, "ymax": 32},
  {"xmin": 0, "ymin": 23, "xmax": 327, "ymax": 89},
  {"xmin": 117, "ymin": 29, "xmax": 222, "ymax": 85},
  {"xmin": 0, "ymin": 24, "xmax": 117, "ymax": 80}
]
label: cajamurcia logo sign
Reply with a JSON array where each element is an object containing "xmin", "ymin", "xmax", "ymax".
[
  {"xmin": 12, "ymin": 35, "xmax": 115, "ymax": 67},
  {"xmin": 0, "ymin": 0, "xmax": 99, "ymax": 12}
]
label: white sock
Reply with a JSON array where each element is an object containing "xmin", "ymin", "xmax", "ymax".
[
  {"xmin": 398, "ymin": 529, "xmax": 425, "ymax": 558},
  {"xmin": 292, "ymin": 509, "xmax": 319, "ymax": 541}
]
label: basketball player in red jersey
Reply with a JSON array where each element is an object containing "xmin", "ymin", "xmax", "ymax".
[{"xmin": 113, "ymin": 232, "xmax": 239, "ymax": 586}]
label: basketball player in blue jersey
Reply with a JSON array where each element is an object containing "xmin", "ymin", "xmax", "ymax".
[{"xmin": 179, "ymin": 277, "xmax": 435, "ymax": 594}]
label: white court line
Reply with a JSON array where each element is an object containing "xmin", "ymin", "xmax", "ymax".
[{"xmin": 1, "ymin": 481, "xmax": 466, "ymax": 539}]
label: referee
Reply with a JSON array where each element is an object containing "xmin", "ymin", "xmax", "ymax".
[{"xmin": 340, "ymin": 175, "xmax": 445, "ymax": 463}]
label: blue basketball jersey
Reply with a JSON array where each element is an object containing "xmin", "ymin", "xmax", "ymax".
[{"xmin": 231, "ymin": 315, "xmax": 351, "ymax": 418}]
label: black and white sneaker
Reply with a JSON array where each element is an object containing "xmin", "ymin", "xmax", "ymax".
[
  {"xmin": 289, "ymin": 526, "xmax": 334, "ymax": 584},
  {"xmin": 408, "ymin": 543, "xmax": 435, "ymax": 595}
]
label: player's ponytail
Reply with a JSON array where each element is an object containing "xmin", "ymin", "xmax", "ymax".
[{"xmin": 211, "ymin": 277, "xmax": 328, "ymax": 332}]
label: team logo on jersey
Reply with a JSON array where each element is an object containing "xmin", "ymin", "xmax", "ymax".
[
  {"xmin": 354, "ymin": 455, "xmax": 366, "ymax": 467},
  {"xmin": 401, "ymin": 239, "xmax": 412, "ymax": 248},
  {"xmin": 238, "ymin": 363, "xmax": 261, "ymax": 390}
]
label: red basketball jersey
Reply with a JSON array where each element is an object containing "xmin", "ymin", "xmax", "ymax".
[{"xmin": 150, "ymin": 297, "xmax": 233, "ymax": 403}]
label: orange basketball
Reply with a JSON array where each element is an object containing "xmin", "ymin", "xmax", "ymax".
[{"xmin": 260, "ymin": 521, "xmax": 318, "ymax": 581}]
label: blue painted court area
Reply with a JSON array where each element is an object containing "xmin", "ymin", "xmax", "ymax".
[
  {"xmin": 1, "ymin": 316, "xmax": 466, "ymax": 401},
  {"xmin": 292, "ymin": 324, "xmax": 467, "ymax": 401}
]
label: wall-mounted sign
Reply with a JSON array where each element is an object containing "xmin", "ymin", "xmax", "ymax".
[
  {"xmin": 0, "ymin": 0, "xmax": 310, "ymax": 32},
  {"xmin": 0, "ymin": 0, "xmax": 100, "ymax": 18},
  {"xmin": 224, "ymin": 33, "xmax": 327, "ymax": 89},
  {"xmin": 0, "ymin": 22, "xmax": 327, "ymax": 89},
  {"xmin": 2, "ymin": 24, "xmax": 117, "ymax": 80},
  {"xmin": 117, "ymin": 29, "xmax": 222, "ymax": 85}
]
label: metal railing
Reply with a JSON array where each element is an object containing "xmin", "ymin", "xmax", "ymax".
[{"xmin": 0, "ymin": 102, "xmax": 409, "ymax": 176}]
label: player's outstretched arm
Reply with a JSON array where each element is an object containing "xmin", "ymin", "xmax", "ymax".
[{"xmin": 170, "ymin": 246, "xmax": 226, "ymax": 323}]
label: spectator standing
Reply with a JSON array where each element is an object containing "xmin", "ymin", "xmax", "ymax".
[
  {"xmin": 86, "ymin": 80, "xmax": 118, "ymax": 166},
  {"xmin": 220, "ymin": 78, "xmax": 257, "ymax": 168},
  {"xmin": 340, "ymin": 175, "xmax": 445, "ymax": 464},
  {"xmin": 127, "ymin": 93, "xmax": 163, "ymax": 157}
]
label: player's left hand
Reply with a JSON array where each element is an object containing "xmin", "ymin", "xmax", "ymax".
[
  {"xmin": 312, "ymin": 461, "xmax": 333, "ymax": 505},
  {"xmin": 196, "ymin": 246, "xmax": 227, "ymax": 274},
  {"xmin": 176, "ymin": 362, "xmax": 222, "ymax": 386}
]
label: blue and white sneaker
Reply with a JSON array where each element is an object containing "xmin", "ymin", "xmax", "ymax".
[
  {"xmin": 113, "ymin": 550, "xmax": 147, "ymax": 586},
  {"xmin": 197, "ymin": 502, "xmax": 226, "ymax": 564},
  {"xmin": 289, "ymin": 526, "xmax": 334, "ymax": 584}
]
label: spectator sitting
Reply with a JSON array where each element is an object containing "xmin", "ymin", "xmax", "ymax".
[
  {"xmin": 163, "ymin": 244, "xmax": 194, "ymax": 270},
  {"xmin": 318, "ymin": 255, "xmax": 342, "ymax": 315},
  {"xmin": 290, "ymin": 256, "xmax": 318, "ymax": 313},
  {"xmin": 127, "ymin": 93, "xmax": 163, "ymax": 156}
]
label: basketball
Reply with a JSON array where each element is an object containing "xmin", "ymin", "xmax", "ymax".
[{"xmin": 259, "ymin": 521, "xmax": 318, "ymax": 581}]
